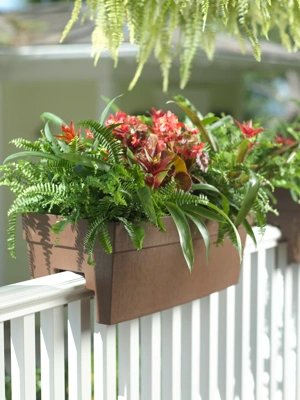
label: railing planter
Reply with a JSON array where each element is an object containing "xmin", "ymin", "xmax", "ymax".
[{"xmin": 23, "ymin": 213, "xmax": 246, "ymax": 324}]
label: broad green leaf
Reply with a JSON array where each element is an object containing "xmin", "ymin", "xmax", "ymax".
[
  {"xmin": 181, "ymin": 204, "xmax": 224, "ymax": 223},
  {"xmin": 234, "ymin": 171, "xmax": 261, "ymax": 227},
  {"xmin": 192, "ymin": 183, "xmax": 230, "ymax": 215},
  {"xmin": 101, "ymin": 96, "xmax": 120, "ymax": 113},
  {"xmin": 242, "ymin": 219, "xmax": 257, "ymax": 247},
  {"xmin": 99, "ymin": 94, "xmax": 123, "ymax": 125},
  {"xmin": 167, "ymin": 100, "xmax": 218, "ymax": 151},
  {"xmin": 236, "ymin": 139, "xmax": 250, "ymax": 164},
  {"xmin": 184, "ymin": 211, "xmax": 210, "ymax": 262},
  {"xmin": 201, "ymin": 116, "xmax": 219, "ymax": 126},
  {"xmin": 58, "ymin": 153, "xmax": 110, "ymax": 172},
  {"xmin": 73, "ymin": 165, "xmax": 91, "ymax": 176},
  {"xmin": 57, "ymin": 139, "xmax": 71, "ymax": 153},
  {"xmin": 44, "ymin": 122, "xmax": 60, "ymax": 155},
  {"xmin": 40, "ymin": 112, "xmax": 66, "ymax": 126},
  {"xmin": 137, "ymin": 186, "xmax": 158, "ymax": 226},
  {"xmin": 3, "ymin": 151, "xmax": 60, "ymax": 164},
  {"xmin": 171, "ymin": 94, "xmax": 203, "ymax": 120},
  {"xmin": 209, "ymin": 115, "xmax": 233, "ymax": 131},
  {"xmin": 206, "ymin": 202, "xmax": 242, "ymax": 262},
  {"xmin": 165, "ymin": 201, "xmax": 194, "ymax": 271}
]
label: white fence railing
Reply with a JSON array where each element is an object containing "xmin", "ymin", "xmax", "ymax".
[{"xmin": 0, "ymin": 225, "xmax": 299, "ymax": 400}]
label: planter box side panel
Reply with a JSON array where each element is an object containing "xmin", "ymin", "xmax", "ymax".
[{"xmin": 110, "ymin": 228, "xmax": 246, "ymax": 324}]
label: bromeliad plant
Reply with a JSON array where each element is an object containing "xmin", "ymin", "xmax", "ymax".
[{"xmin": 1, "ymin": 96, "xmax": 300, "ymax": 271}]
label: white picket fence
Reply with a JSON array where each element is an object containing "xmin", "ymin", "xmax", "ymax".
[{"xmin": 0, "ymin": 225, "xmax": 299, "ymax": 400}]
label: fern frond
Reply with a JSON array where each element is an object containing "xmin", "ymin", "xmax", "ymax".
[
  {"xmin": 118, "ymin": 217, "xmax": 145, "ymax": 250},
  {"xmin": 78, "ymin": 120, "xmax": 124, "ymax": 163}
]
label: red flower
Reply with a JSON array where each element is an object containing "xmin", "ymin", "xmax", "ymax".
[
  {"xmin": 151, "ymin": 108, "xmax": 165, "ymax": 123},
  {"xmin": 152, "ymin": 110, "xmax": 184, "ymax": 135},
  {"xmin": 276, "ymin": 136, "xmax": 295, "ymax": 146},
  {"xmin": 85, "ymin": 128, "xmax": 94, "ymax": 140},
  {"xmin": 131, "ymin": 134, "xmax": 140, "ymax": 147},
  {"xmin": 235, "ymin": 120, "xmax": 264, "ymax": 138},
  {"xmin": 55, "ymin": 121, "xmax": 80, "ymax": 143},
  {"xmin": 190, "ymin": 143, "xmax": 205, "ymax": 158}
]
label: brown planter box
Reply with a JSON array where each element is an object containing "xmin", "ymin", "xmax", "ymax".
[{"xmin": 23, "ymin": 213, "xmax": 247, "ymax": 325}]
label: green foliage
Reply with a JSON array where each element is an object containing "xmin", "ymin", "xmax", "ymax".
[
  {"xmin": 61, "ymin": 0, "xmax": 300, "ymax": 90},
  {"xmin": 3, "ymin": 96, "xmax": 300, "ymax": 271}
]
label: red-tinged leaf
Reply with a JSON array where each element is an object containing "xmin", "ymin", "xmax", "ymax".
[{"xmin": 175, "ymin": 171, "xmax": 192, "ymax": 192}]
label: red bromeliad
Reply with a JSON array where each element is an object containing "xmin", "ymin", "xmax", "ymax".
[
  {"xmin": 105, "ymin": 108, "xmax": 206, "ymax": 191},
  {"xmin": 56, "ymin": 121, "xmax": 81, "ymax": 143},
  {"xmin": 276, "ymin": 136, "xmax": 296, "ymax": 146},
  {"xmin": 235, "ymin": 120, "xmax": 265, "ymax": 138}
]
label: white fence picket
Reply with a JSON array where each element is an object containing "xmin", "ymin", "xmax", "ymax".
[
  {"xmin": 141, "ymin": 312, "xmax": 161, "ymax": 400},
  {"xmin": 161, "ymin": 306, "xmax": 182, "ymax": 400},
  {"xmin": 282, "ymin": 244, "xmax": 294, "ymax": 400},
  {"xmin": 0, "ymin": 322, "xmax": 5, "ymax": 400},
  {"xmin": 181, "ymin": 300, "xmax": 201, "ymax": 400},
  {"xmin": 208, "ymin": 292, "xmax": 219, "ymax": 400},
  {"xmin": 10, "ymin": 314, "xmax": 36, "ymax": 400},
  {"xmin": 199, "ymin": 293, "xmax": 219, "ymax": 400},
  {"xmin": 68, "ymin": 298, "xmax": 91, "ymax": 400},
  {"xmin": 253, "ymin": 249, "xmax": 266, "ymax": 399},
  {"xmin": 295, "ymin": 262, "xmax": 300, "ymax": 400},
  {"xmin": 94, "ymin": 321, "xmax": 117, "ymax": 400},
  {"xmin": 40, "ymin": 306, "xmax": 65, "ymax": 400},
  {"xmin": 268, "ymin": 247, "xmax": 279, "ymax": 400},
  {"xmin": 218, "ymin": 285, "xmax": 235, "ymax": 400},
  {"xmin": 118, "ymin": 319, "xmax": 140, "ymax": 400},
  {"xmin": 240, "ymin": 251, "xmax": 252, "ymax": 400}
]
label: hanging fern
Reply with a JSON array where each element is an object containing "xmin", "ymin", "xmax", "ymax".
[{"xmin": 61, "ymin": 0, "xmax": 300, "ymax": 90}]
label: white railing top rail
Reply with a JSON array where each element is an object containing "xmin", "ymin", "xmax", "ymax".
[
  {"xmin": 245, "ymin": 224, "xmax": 281, "ymax": 253},
  {"xmin": 0, "ymin": 271, "xmax": 92, "ymax": 322},
  {"xmin": 0, "ymin": 224, "xmax": 281, "ymax": 323}
]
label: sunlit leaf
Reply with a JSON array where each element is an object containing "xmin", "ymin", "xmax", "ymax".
[
  {"xmin": 40, "ymin": 112, "xmax": 66, "ymax": 127},
  {"xmin": 201, "ymin": 116, "xmax": 219, "ymax": 126},
  {"xmin": 99, "ymin": 94, "xmax": 123, "ymax": 125},
  {"xmin": 58, "ymin": 153, "xmax": 110, "ymax": 171},
  {"xmin": 44, "ymin": 122, "xmax": 60, "ymax": 155},
  {"xmin": 3, "ymin": 151, "xmax": 60, "ymax": 164}
]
